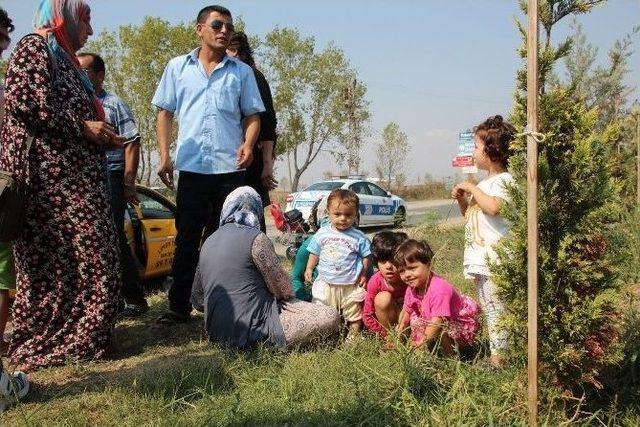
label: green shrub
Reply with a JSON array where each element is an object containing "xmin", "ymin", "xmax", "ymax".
[{"xmin": 492, "ymin": 3, "xmax": 625, "ymax": 395}]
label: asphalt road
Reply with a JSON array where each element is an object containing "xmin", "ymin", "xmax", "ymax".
[{"xmin": 266, "ymin": 198, "xmax": 462, "ymax": 257}]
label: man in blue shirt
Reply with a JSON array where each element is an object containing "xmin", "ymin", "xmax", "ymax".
[
  {"xmin": 78, "ymin": 52, "xmax": 149, "ymax": 318},
  {"xmin": 152, "ymin": 5, "xmax": 265, "ymax": 323}
]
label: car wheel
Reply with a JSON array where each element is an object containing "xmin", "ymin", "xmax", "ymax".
[{"xmin": 393, "ymin": 207, "xmax": 406, "ymax": 227}]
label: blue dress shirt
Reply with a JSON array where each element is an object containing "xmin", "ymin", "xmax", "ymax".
[{"xmin": 152, "ymin": 49, "xmax": 265, "ymax": 174}]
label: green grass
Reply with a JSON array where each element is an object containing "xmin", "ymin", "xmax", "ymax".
[{"xmin": 2, "ymin": 223, "xmax": 638, "ymax": 426}]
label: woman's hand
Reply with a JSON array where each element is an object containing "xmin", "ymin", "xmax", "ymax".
[{"xmin": 84, "ymin": 121, "xmax": 125, "ymax": 149}]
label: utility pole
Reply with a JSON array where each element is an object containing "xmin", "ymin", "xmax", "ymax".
[{"xmin": 342, "ymin": 78, "xmax": 361, "ymax": 175}]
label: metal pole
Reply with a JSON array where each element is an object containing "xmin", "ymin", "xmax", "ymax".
[{"xmin": 527, "ymin": 0, "xmax": 539, "ymax": 425}]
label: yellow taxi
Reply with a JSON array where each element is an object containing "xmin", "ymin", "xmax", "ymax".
[
  {"xmin": 7, "ymin": 186, "xmax": 176, "ymax": 299},
  {"xmin": 125, "ymin": 185, "xmax": 177, "ymax": 281}
]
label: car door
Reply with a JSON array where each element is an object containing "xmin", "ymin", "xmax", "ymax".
[
  {"xmin": 134, "ymin": 189, "xmax": 177, "ymax": 279},
  {"xmin": 349, "ymin": 182, "xmax": 374, "ymax": 226},
  {"xmin": 366, "ymin": 182, "xmax": 396, "ymax": 224}
]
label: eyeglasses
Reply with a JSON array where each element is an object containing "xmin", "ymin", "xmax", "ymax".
[{"xmin": 209, "ymin": 19, "xmax": 234, "ymax": 33}]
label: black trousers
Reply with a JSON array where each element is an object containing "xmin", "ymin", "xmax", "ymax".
[
  {"xmin": 169, "ymin": 170, "xmax": 245, "ymax": 315},
  {"xmin": 107, "ymin": 169, "xmax": 146, "ymax": 305}
]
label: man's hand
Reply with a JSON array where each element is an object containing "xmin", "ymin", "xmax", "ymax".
[
  {"xmin": 261, "ymin": 161, "xmax": 278, "ymax": 190},
  {"xmin": 236, "ymin": 143, "xmax": 254, "ymax": 169},
  {"xmin": 158, "ymin": 157, "xmax": 174, "ymax": 189},
  {"xmin": 84, "ymin": 121, "xmax": 125, "ymax": 149},
  {"xmin": 124, "ymin": 182, "xmax": 139, "ymax": 205}
]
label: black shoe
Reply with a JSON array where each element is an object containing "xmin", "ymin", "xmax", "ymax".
[
  {"xmin": 119, "ymin": 302, "xmax": 149, "ymax": 318},
  {"xmin": 156, "ymin": 310, "xmax": 191, "ymax": 325}
]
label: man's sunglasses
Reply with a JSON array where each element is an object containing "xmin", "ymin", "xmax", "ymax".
[{"xmin": 209, "ymin": 20, "xmax": 234, "ymax": 32}]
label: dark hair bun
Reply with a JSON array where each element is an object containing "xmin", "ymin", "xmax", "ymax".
[
  {"xmin": 474, "ymin": 115, "xmax": 515, "ymax": 167},
  {"xmin": 487, "ymin": 115, "xmax": 504, "ymax": 128}
]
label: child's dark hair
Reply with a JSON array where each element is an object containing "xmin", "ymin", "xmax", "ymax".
[
  {"xmin": 371, "ymin": 231, "xmax": 408, "ymax": 264},
  {"xmin": 394, "ymin": 239, "xmax": 434, "ymax": 267},
  {"xmin": 327, "ymin": 188, "xmax": 359, "ymax": 211},
  {"xmin": 474, "ymin": 115, "xmax": 516, "ymax": 168}
]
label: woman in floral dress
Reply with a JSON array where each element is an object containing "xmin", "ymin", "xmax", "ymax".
[{"xmin": 0, "ymin": 0, "xmax": 124, "ymax": 370}]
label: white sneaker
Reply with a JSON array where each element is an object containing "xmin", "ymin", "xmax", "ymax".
[{"xmin": 0, "ymin": 370, "xmax": 29, "ymax": 412}]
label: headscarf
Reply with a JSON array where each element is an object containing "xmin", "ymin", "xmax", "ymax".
[
  {"xmin": 34, "ymin": 0, "xmax": 104, "ymax": 120},
  {"xmin": 220, "ymin": 186, "xmax": 264, "ymax": 229}
]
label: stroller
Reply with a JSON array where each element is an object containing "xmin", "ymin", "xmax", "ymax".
[{"xmin": 269, "ymin": 203, "xmax": 310, "ymax": 260}]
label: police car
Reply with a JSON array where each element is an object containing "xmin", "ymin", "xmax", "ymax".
[{"xmin": 284, "ymin": 178, "xmax": 407, "ymax": 227}]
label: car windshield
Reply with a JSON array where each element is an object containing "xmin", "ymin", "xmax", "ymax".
[{"xmin": 303, "ymin": 181, "xmax": 344, "ymax": 191}]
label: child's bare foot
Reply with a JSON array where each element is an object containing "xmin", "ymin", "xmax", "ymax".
[
  {"xmin": 490, "ymin": 354, "xmax": 506, "ymax": 368},
  {"xmin": 382, "ymin": 340, "xmax": 396, "ymax": 350},
  {"xmin": 345, "ymin": 322, "xmax": 363, "ymax": 345}
]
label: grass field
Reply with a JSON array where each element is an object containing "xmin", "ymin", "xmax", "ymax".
[{"xmin": 2, "ymin": 220, "xmax": 638, "ymax": 426}]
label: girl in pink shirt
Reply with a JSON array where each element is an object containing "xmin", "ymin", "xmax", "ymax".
[
  {"xmin": 395, "ymin": 240, "xmax": 480, "ymax": 355},
  {"xmin": 363, "ymin": 231, "xmax": 409, "ymax": 339}
]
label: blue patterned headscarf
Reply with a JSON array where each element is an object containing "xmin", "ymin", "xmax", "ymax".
[{"xmin": 220, "ymin": 186, "xmax": 264, "ymax": 229}]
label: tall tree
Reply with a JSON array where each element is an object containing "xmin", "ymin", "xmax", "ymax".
[
  {"xmin": 563, "ymin": 20, "xmax": 640, "ymax": 203},
  {"xmin": 494, "ymin": 0, "xmax": 625, "ymax": 394},
  {"xmin": 259, "ymin": 28, "xmax": 369, "ymax": 191},
  {"xmin": 86, "ymin": 17, "xmax": 197, "ymax": 185},
  {"xmin": 564, "ymin": 20, "xmax": 639, "ymax": 130},
  {"xmin": 376, "ymin": 122, "xmax": 409, "ymax": 191}
]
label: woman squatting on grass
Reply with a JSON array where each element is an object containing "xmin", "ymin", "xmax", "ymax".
[
  {"xmin": 452, "ymin": 115, "xmax": 516, "ymax": 368},
  {"xmin": 394, "ymin": 240, "xmax": 480, "ymax": 356}
]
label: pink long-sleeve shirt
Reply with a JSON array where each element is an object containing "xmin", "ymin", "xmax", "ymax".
[{"xmin": 363, "ymin": 271, "xmax": 407, "ymax": 336}]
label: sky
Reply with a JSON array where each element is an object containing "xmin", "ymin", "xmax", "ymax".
[{"xmin": 1, "ymin": 0, "xmax": 639, "ymax": 188}]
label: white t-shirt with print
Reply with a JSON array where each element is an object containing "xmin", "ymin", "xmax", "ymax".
[{"xmin": 463, "ymin": 172, "xmax": 515, "ymax": 278}]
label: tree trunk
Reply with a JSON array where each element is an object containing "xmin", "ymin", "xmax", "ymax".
[
  {"xmin": 292, "ymin": 169, "xmax": 301, "ymax": 193},
  {"xmin": 286, "ymin": 151, "xmax": 293, "ymax": 192}
]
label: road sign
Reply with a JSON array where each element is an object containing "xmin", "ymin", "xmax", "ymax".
[
  {"xmin": 453, "ymin": 130, "xmax": 477, "ymax": 173},
  {"xmin": 452, "ymin": 155, "xmax": 474, "ymax": 167},
  {"xmin": 458, "ymin": 131, "xmax": 474, "ymax": 156}
]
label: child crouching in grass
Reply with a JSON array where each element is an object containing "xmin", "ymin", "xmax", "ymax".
[
  {"xmin": 394, "ymin": 240, "xmax": 480, "ymax": 355},
  {"xmin": 363, "ymin": 231, "xmax": 408, "ymax": 342}
]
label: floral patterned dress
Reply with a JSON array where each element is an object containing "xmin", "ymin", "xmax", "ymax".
[{"xmin": 0, "ymin": 35, "xmax": 121, "ymax": 369}]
